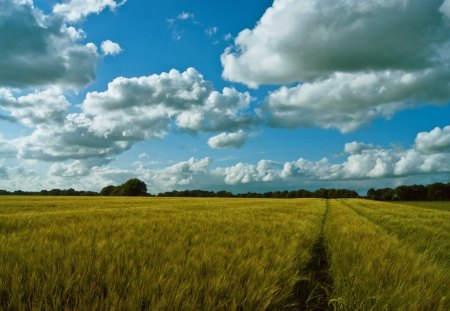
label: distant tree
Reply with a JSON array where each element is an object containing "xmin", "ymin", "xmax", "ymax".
[
  {"xmin": 216, "ymin": 190, "xmax": 233, "ymax": 197},
  {"xmin": 49, "ymin": 189, "xmax": 62, "ymax": 196},
  {"xmin": 395, "ymin": 185, "xmax": 427, "ymax": 201},
  {"xmin": 367, "ymin": 188, "xmax": 376, "ymax": 199},
  {"xmin": 376, "ymin": 188, "xmax": 395, "ymax": 200},
  {"xmin": 314, "ymin": 188, "xmax": 328, "ymax": 198},
  {"xmin": 294, "ymin": 189, "xmax": 313, "ymax": 198},
  {"xmin": 120, "ymin": 178, "xmax": 148, "ymax": 196},
  {"xmin": 64, "ymin": 188, "xmax": 76, "ymax": 196},
  {"xmin": 100, "ymin": 185, "xmax": 117, "ymax": 196},
  {"xmin": 426, "ymin": 183, "xmax": 450, "ymax": 200},
  {"xmin": 81, "ymin": 191, "xmax": 99, "ymax": 196}
]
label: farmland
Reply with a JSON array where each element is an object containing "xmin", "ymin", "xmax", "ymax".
[{"xmin": 0, "ymin": 197, "xmax": 449, "ymax": 310}]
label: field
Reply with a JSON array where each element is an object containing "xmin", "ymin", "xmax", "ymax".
[{"xmin": 0, "ymin": 197, "xmax": 449, "ymax": 310}]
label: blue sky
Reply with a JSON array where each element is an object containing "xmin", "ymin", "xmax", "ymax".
[{"xmin": 1, "ymin": 0, "xmax": 450, "ymax": 193}]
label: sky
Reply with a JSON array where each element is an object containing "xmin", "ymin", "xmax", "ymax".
[{"xmin": 1, "ymin": 0, "xmax": 450, "ymax": 194}]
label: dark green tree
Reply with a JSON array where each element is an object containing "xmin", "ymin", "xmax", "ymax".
[
  {"xmin": 100, "ymin": 185, "xmax": 117, "ymax": 196},
  {"xmin": 120, "ymin": 178, "xmax": 148, "ymax": 196}
]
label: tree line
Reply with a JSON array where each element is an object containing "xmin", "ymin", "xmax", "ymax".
[
  {"xmin": 0, "ymin": 189, "xmax": 98, "ymax": 196},
  {"xmin": 157, "ymin": 188, "xmax": 359, "ymax": 199},
  {"xmin": 1, "ymin": 179, "xmax": 449, "ymax": 200},
  {"xmin": 0, "ymin": 180, "xmax": 358, "ymax": 198},
  {"xmin": 367, "ymin": 182, "xmax": 450, "ymax": 201}
]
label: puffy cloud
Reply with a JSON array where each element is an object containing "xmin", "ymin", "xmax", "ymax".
[
  {"xmin": 223, "ymin": 160, "xmax": 283, "ymax": 184},
  {"xmin": 45, "ymin": 163, "xmax": 134, "ymax": 190},
  {"xmin": 137, "ymin": 157, "xmax": 216, "ymax": 192},
  {"xmin": 9, "ymin": 124, "xmax": 450, "ymax": 191},
  {"xmin": 222, "ymin": 0, "xmax": 450, "ymax": 86},
  {"xmin": 39, "ymin": 157, "xmax": 216, "ymax": 192},
  {"xmin": 208, "ymin": 130, "xmax": 246, "ymax": 149},
  {"xmin": 0, "ymin": 166, "xmax": 43, "ymax": 191},
  {"xmin": 344, "ymin": 142, "xmax": 377, "ymax": 155},
  {"xmin": 265, "ymin": 69, "xmax": 450, "ymax": 132},
  {"xmin": 49, "ymin": 161, "xmax": 90, "ymax": 177},
  {"xmin": 49, "ymin": 159, "xmax": 108, "ymax": 177},
  {"xmin": 415, "ymin": 126, "xmax": 450, "ymax": 154},
  {"xmin": 0, "ymin": 0, "xmax": 98, "ymax": 88},
  {"xmin": 223, "ymin": 0, "xmax": 450, "ymax": 131},
  {"xmin": 15, "ymin": 113, "xmax": 131, "ymax": 162},
  {"xmin": 222, "ymin": 125, "xmax": 450, "ymax": 184},
  {"xmin": 5, "ymin": 123, "xmax": 450, "ymax": 191},
  {"xmin": 101, "ymin": 40, "xmax": 122, "ymax": 56},
  {"xmin": 13, "ymin": 68, "xmax": 252, "ymax": 162},
  {"xmin": 82, "ymin": 68, "xmax": 252, "ymax": 140},
  {"xmin": 53, "ymin": 0, "xmax": 126, "ymax": 22},
  {"xmin": 44, "ymin": 157, "xmax": 217, "ymax": 192},
  {"xmin": 0, "ymin": 88, "xmax": 68, "ymax": 127}
]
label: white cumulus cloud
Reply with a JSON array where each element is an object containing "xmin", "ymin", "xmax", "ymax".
[
  {"xmin": 221, "ymin": 125, "xmax": 450, "ymax": 184},
  {"xmin": 53, "ymin": 0, "xmax": 126, "ymax": 22},
  {"xmin": 0, "ymin": 0, "xmax": 98, "ymax": 89},
  {"xmin": 0, "ymin": 88, "xmax": 68, "ymax": 127},
  {"xmin": 415, "ymin": 126, "xmax": 450, "ymax": 154},
  {"xmin": 12, "ymin": 68, "xmax": 253, "ymax": 162},
  {"xmin": 264, "ymin": 69, "xmax": 450, "ymax": 132},
  {"xmin": 101, "ymin": 40, "xmax": 123, "ymax": 56},
  {"xmin": 208, "ymin": 130, "xmax": 246, "ymax": 149},
  {"xmin": 223, "ymin": 0, "xmax": 450, "ymax": 131}
]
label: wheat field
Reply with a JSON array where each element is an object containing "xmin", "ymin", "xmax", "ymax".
[{"xmin": 0, "ymin": 197, "xmax": 448, "ymax": 310}]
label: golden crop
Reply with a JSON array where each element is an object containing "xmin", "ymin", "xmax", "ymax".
[
  {"xmin": 0, "ymin": 197, "xmax": 324, "ymax": 310},
  {"xmin": 0, "ymin": 197, "xmax": 448, "ymax": 310}
]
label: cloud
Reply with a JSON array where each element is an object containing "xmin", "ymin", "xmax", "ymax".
[
  {"xmin": 82, "ymin": 68, "xmax": 252, "ymax": 139},
  {"xmin": 13, "ymin": 68, "xmax": 253, "ymax": 162},
  {"xmin": 49, "ymin": 159, "xmax": 107, "ymax": 177},
  {"xmin": 177, "ymin": 12, "xmax": 194, "ymax": 20},
  {"xmin": 344, "ymin": 142, "xmax": 377, "ymax": 155},
  {"xmin": 222, "ymin": 0, "xmax": 450, "ymax": 131},
  {"xmin": 0, "ymin": 165, "xmax": 43, "ymax": 191},
  {"xmin": 167, "ymin": 11, "xmax": 196, "ymax": 40},
  {"xmin": 4, "ymin": 126, "xmax": 450, "ymax": 192},
  {"xmin": 222, "ymin": 0, "xmax": 450, "ymax": 86},
  {"xmin": 136, "ymin": 157, "xmax": 218, "ymax": 193},
  {"xmin": 221, "ymin": 125, "xmax": 450, "ymax": 184},
  {"xmin": 264, "ymin": 69, "xmax": 450, "ymax": 132},
  {"xmin": 208, "ymin": 130, "xmax": 246, "ymax": 149},
  {"xmin": 415, "ymin": 126, "xmax": 450, "ymax": 154},
  {"xmin": 0, "ymin": 88, "xmax": 68, "ymax": 127},
  {"xmin": 0, "ymin": 165, "xmax": 8, "ymax": 179},
  {"xmin": 16, "ymin": 116, "xmax": 132, "ymax": 162},
  {"xmin": 46, "ymin": 163, "xmax": 134, "ymax": 190},
  {"xmin": 53, "ymin": 0, "xmax": 126, "ymax": 22},
  {"xmin": 42, "ymin": 157, "xmax": 217, "ymax": 193},
  {"xmin": 101, "ymin": 40, "xmax": 123, "ymax": 56},
  {"xmin": 17, "ymin": 125, "xmax": 450, "ymax": 191},
  {"xmin": 0, "ymin": 0, "xmax": 98, "ymax": 88},
  {"xmin": 223, "ymin": 160, "xmax": 283, "ymax": 184},
  {"xmin": 0, "ymin": 136, "xmax": 16, "ymax": 158}
]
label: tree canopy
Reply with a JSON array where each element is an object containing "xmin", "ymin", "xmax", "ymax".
[
  {"xmin": 100, "ymin": 178, "xmax": 148, "ymax": 197},
  {"xmin": 367, "ymin": 182, "xmax": 450, "ymax": 201}
]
